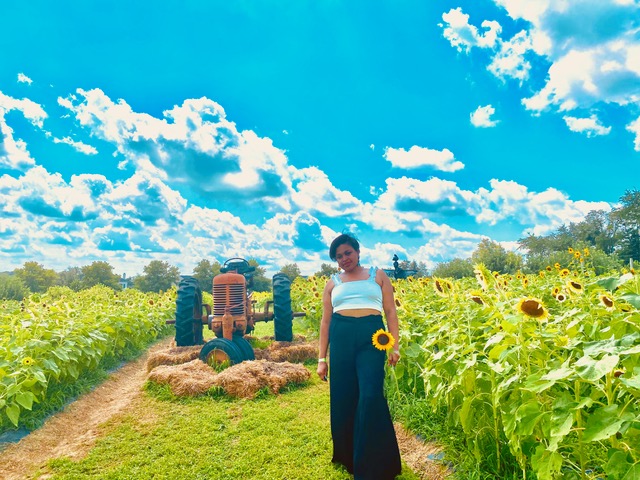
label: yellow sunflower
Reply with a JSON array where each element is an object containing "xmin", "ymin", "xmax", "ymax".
[
  {"xmin": 552, "ymin": 286, "xmax": 560, "ymax": 297},
  {"xmin": 556, "ymin": 293, "xmax": 567, "ymax": 303},
  {"xmin": 546, "ymin": 265, "xmax": 553, "ymax": 272},
  {"xmin": 516, "ymin": 298, "xmax": 548, "ymax": 320},
  {"xmin": 372, "ymin": 329, "xmax": 395, "ymax": 351},
  {"xmin": 554, "ymin": 262, "xmax": 561, "ymax": 270},
  {"xmin": 566, "ymin": 280, "xmax": 584, "ymax": 294},
  {"xmin": 21, "ymin": 357, "xmax": 35, "ymax": 366},
  {"xmin": 574, "ymin": 251, "xmax": 581, "ymax": 259},
  {"xmin": 599, "ymin": 294, "xmax": 614, "ymax": 310},
  {"xmin": 469, "ymin": 290, "xmax": 485, "ymax": 305},
  {"xmin": 583, "ymin": 247, "xmax": 590, "ymax": 256},
  {"xmin": 433, "ymin": 278, "xmax": 452, "ymax": 297},
  {"xmin": 568, "ymin": 247, "xmax": 574, "ymax": 254},
  {"xmin": 560, "ymin": 268, "xmax": 570, "ymax": 277},
  {"xmin": 474, "ymin": 268, "xmax": 488, "ymax": 290}
]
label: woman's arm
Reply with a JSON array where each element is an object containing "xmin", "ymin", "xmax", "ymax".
[
  {"xmin": 378, "ymin": 269, "xmax": 400, "ymax": 366},
  {"xmin": 317, "ymin": 279, "xmax": 334, "ymax": 379}
]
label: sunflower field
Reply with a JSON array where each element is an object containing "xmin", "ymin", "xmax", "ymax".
[
  {"xmin": 291, "ymin": 253, "xmax": 640, "ymax": 480},
  {"xmin": 0, "ymin": 285, "xmax": 174, "ymax": 431}
]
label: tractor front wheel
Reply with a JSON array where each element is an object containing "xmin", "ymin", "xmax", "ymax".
[
  {"xmin": 200, "ymin": 338, "xmax": 243, "ymax": 368},
  {"xmin": 232, "ymin": 333, "xmax": 255, "ymax": 361}
]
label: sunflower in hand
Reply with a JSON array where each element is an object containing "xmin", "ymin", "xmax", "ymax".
[{"xmin": 372, "ymin": 329, "xmax": 395, "ymax": 351}]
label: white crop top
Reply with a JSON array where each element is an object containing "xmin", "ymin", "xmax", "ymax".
[{"xmin": 331, "ymin": 267, "xmax": 383, "ymax": 312}]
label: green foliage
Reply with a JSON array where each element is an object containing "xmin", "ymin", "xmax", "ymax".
[
  {"xmin": 134, "ymin": 260, "xmax": 180, "ymax": 293},
  {"xmin": 56, "ymin": 266, "xmax": 83, "ymax": 291},
  {"xmin": 0, "ymin": 273, "xmax": 29, "ymax": 300},
  {"xmin": 0, "ymin": 286, "xmax": 174, "ymax": 431},
  {"xmin": 611, "ymin": 189, "xmax": 640, "ymax": 264},
  {"xmin": 247, "ymin": 259, "xmax": 271, "ymax": 292},
  {"xmin": 472, "ymin": 239, "xmax": 523, "ymax": 274},
  {"xmin": 13, "ymin": 261, "xmax": 58, "ymax": 293},
  {"xmin": 398, "ymin": 260, "xmax": 429, "ymax": 278},
  {"xmin": 192, "ymin": 258, "xmax": 221, "ymax": 292},
  {"xmin": 291, "ymin": 259, "xmax": 640, "ymax": 479},
  {"xmin": 314, "ymin": 263, "xmax": 340, "ymax": 277},
  {"xmin": 431, "ymin": 258, "xmax": 474, "ymax": 279},
  {"xmin": 81, "ymin": 261, "xmax": 122, "ymax": 290},
  {"xmin": 280, "ymin": 263, "xmax": 301, "ymax": 281}
]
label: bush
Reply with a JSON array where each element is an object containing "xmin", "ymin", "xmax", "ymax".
[{"xmin": 0, "ymin": 273, "xmax": 29, "ymax": 300}]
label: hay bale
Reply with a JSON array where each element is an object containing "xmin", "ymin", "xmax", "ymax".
[
  {"xmin": 146, "ymin": 345, "xmax": 203, "ymax": 372},
  {"xmin": 147, "ymin": 359, "xmax": 218, "ymax": 396},
  {"xmin": 253, "ymin": 341, "xmax": 317, "ymax": 363},
  {"xmin": 212, "ymin": 360, "xmax": 310, "ymax": 399}
]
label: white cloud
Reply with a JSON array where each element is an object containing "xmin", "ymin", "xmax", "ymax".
[
  {"xmin": 487, "ymin": 30, "xmax": 535, "ymax": 82},
  {"xmin": 290, "ymin": 166, "xmax": 363, "ymax": 217},
  {"xmin": 384, "ymin": 146, "xmax": 464, "ymax": 172},
  {"xmin": 475, "ymin": 179, "xmax": 611, "ymax": 234},
  {"xmin": 58, "ymin": 89, "xmax": 295, "ymax": 208},
  {"xmin": 17, "ymin": 73, "xmax": 33, "ymax": 85},
  {"xmin": 363, "ymin": 175, "xmax": 612, "ymax": 238},
  {"xmin": 441, "ymin": 1, "xmax": 640, "ymax": 147},
  {"xmin": 627, "ymin": 116, "xmax": 640, "ymax": 151},
  {"xmin": 441, "ymin": 8, "xmax": 501, "ymax": 52},
  {"xmin": 53, "ymin": 136, "xmax": 98, "ymax": 155},
  {"xmin": 470, "ymin": 105, "xmax": 499, "ymax": 127},
  {"xmin": 563, "ymin": 114, "xmax": 612, "ymax": 137},
  {"xmin": 0, "ymin": 91, "xmax": 47, "ymax": 127}
]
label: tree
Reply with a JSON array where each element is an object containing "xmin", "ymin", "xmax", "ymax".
[
  {"xmin": 398, "ymin": 260, "xmax": 429, "ymax": 278},
  {"xmin": 57, "ymin": 266, "xmax": 83, "ymax": 291},
  {"xmin": 280, "ymin": 263, "xmax": 301, "ymax": 282},
  {"xmin": 248, "ymin": 259, "xmax": 271, "ymax": 292},
  {"xmin": 134, "ymin": 260, "xmax": 180, "ymax": 293},
  {"xmin": 14, "ymin": 261, "xmax": 58, "ymax": 293},
  {"xmin": 431, "ymin": 258, "xmax": 474, "ymax": 279},
  {"xmin": 314, "ymin": 263, "xmax": 340, "ymax": 277},
  {"xmin": 81, "ymin": 261, "xmax": 122, "ymax": 290},
  {"xmin": 0, "ymin": 273, "xmax": 29, "ymax": 300},
  {"xmin": 610, "ymin": 189, "xmax": 640, "ymax": 265},
  {"xmin": 192, "ymin": 259, "xmax": 221, "ymax": 291},
  {"xmin": 471, "ymin": 239, "xmax": 523, "ymax": 274},
  {"xmin": 569, "ymin": 210, "xmax": 617, "ymax": 254}
]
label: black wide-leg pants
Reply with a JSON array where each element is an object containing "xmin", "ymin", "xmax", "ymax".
[{"xmin": 329, "ymin": 313, "xmax": 401, "ymax": 480}]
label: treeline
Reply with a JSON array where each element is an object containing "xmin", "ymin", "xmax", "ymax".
[
  {"xmin": 0, "ymin": 257, "xmax": 346, "ymax": 301},
  {"xmin": 432, "ymin": 188, "xmax": 640, "ymax": 278}
]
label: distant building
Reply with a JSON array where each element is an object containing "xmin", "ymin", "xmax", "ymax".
[{"xmin": 119, "ymin": 273, "xmax": 132, "ymax": 289}]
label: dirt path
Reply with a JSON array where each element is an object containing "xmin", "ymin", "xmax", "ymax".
[
  {"xmin": 0, "ymin": 338, "xmax": 173, "ymax": 480},
  {"xmin": 0, "ymin": 338, "xmax": 448, "ymax": 480}
]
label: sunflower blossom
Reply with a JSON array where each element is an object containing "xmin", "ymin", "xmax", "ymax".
[
  {"xmin": 566, "ymin": 280, "xmax": 584, "ymax": 294},
  {"xmin": 372, "ymin": 329, "xmax": 395, "ymax": 351},
  {"xmin": 516, "ymin": 297, "xmax": 548, "ymax": 320},
  {"xmin": 21, "ymin": 357, "xmax": 36, "ymax": 366}
]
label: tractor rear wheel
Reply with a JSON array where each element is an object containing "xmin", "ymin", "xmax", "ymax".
[
  {"xmin": 200, "ymin": 338, "xmax": 243, "ymax": 367},
  {"xmin": 232, "ymin": 333, "xmax": 255, "ymax": 361},
  {"xmin": 175, "ymin": 276, "xmax": 204, "ymax": 347},
  {"xmin": 273, "ymin": 273, "xmax": 293, "ymax": 342}
]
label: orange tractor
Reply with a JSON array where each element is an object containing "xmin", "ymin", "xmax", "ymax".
[{"xmin": 171, "ymin": 258, "xmax": 304, "ymax": 367}]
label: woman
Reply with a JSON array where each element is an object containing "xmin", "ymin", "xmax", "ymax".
[{"xmin": 316, "ymin": 233, "xmax": 402, "ymax": 479}]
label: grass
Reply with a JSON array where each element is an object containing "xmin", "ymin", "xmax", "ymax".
[{"xmin": 40, "ymin": 322, "xmax": 421, "ymax": 479}]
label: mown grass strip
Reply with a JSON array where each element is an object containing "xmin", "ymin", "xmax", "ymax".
[{"xmin": 44, "ymin": 368, "xmax": 421, "ymax": 480}]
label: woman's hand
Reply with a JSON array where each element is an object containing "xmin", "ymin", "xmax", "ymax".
[
  {"xmin": 317, "ymin": 360, "xmax": 328, "ymax": 381},
  {"xmin": 388, "ymin": 350, "xmax": 400, "ymax": 367}
]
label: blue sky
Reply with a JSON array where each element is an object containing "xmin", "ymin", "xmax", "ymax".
[{"xmin": 1, "ymin": 0, "xmax": 639, "ymax": 277}]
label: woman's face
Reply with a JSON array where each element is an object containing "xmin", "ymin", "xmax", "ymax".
[{"xmin": 335, "ymin": 243, "xmax": 359, "ymax": 273}]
